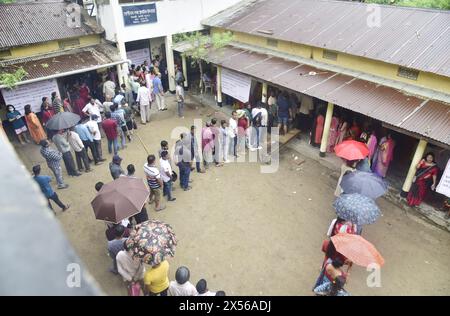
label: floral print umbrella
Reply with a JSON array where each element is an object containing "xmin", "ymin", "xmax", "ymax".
[
  {"xmin": 125, "ymin": 220, "xmax": 177, "ymax": 266},
  {"xmin": 333, "ymin": 193, "xmax": 381, "ymax": 226}
]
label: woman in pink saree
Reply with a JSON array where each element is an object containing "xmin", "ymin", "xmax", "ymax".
[
  {"xmin": 372, "ymin": 133, "xmax": 395, "ymax": 178},
  {"xmin": 367, "ymin": 131, "xmax": 378, "ymax": 163},
  {"xmin": 326, "ymin": 115, "xmax": 339, "ymax": 153}
]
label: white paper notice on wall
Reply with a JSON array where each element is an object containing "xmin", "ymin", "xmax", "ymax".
[
  {"xmin": 436, "ymin": 159, "xmax": 450, "ymax": 198},
  {"xmin": 127, "ymin": 48, "xmax": 151, "ymax": 67},
  {"xmin": 1, "ymin": 79, "xmax": 60, "ymax": 115},
  {"xmin": 221, "ymin": 68, "xmax": 251, "ymax": 103}
]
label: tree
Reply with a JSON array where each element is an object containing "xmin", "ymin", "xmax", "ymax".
[
  {"xmin": 365, "ymin": 0, "xmax": 450, "ymax": 10},
  {"xmin": 0, "ymin": 67, "xmax": 28, "ymax": 89},
  {"xmin": 0, "ymin": 0, "xmax": 16, "ymax": 3},
  {"xmin": 174, "ymin": 31, "xmax": 233, "ymax": 103}
]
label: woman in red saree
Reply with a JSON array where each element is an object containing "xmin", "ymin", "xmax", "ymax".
[
  {"xmin": 407, "ymin": 152, "xmax": 439, "ymax": 207},
  {"xmin": 314, "ymin": 112, "xmax": 325, "ymax": 145}
]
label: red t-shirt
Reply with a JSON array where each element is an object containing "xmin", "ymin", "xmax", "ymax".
[{"xmin": 102, "ymin": 119, "xmax": 118, "ymax": 140}]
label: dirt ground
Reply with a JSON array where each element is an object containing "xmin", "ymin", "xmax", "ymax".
[{"xmin": 16, "ymin": 94, "xmax": 450, "ymax": 296}]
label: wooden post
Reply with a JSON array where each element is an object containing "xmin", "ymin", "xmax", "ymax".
[
  {"xmin": 400, "ymin": 139, "xmax": 428, "ymax": 197},
  {"xmin": 319, "ymin": 102, "xmax": 334, "ymax": 157}
]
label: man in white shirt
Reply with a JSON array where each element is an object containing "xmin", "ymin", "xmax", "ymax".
[
  {"xmin": 136, "ymin": 82, "xmax": 151, "ymax": 124},
  {"xmin": 175, "ymin": 80, "xmax": 185, "ymax": 118},
  {"xmin": 85, "ymin": 114, "xmax": 105, "ymax": 162},
  {"xmin": 67, "ymin": 129, "xmax": 91, "ymax": 173},
  {"xmin": 160, "ymin": 150, "xmax": 176, "ymax": 202},
  {"xmin": 228, "ymin": 111, "xmax": 238, "ymax": 158},
  {"xmin": 251, "ymin": 105, "xmax": 262, "ymax": 150},
  {"xmin": 103, "ymin": 79, "xmax": 116, "ymax": 100},
  {"xmin": 298, "ymin": 94, "xmax": 314, "ymax": 133},
  {"xmin": 168, "ymin": 266, "xmax": 198, "ymax": 296},
  {"xmin": 82, "ymin": 98, "xmax": 102, "ymax": 124}
]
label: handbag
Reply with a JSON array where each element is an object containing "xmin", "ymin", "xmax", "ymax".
[
  {"xmin": 171, "ymin": 171, "xmax": 178, "ymax": 182},
  {"xmin": 128, "ymin": 281, "xmax": 142, "ymax": 296}
]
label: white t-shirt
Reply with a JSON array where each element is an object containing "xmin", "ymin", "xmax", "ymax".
[
  {"xmin": 197, "ymin": 291, "xmax": 216, "ymax": 296},
  {"xmin": 159, "ymin": 158, "xmax": 172, "ymax": 183},
  {"xmin": 176, "ymin": 85, "xmax": 184, "ymax": 102},
  {"xmin": 228, "ymin": 118, "xmax": 238, "ymax": 138},
  {"xmin": 82, "ymin": 102, "xmax": 102, "ymax": 122},
  {"xmin": 137, "ymin": 86, "xmax": 151, "ymax": 105},
  {"xmin": 299, "ymin": 95, "xmax": 314, "ymax": 115},
  {"xmin": 103, "ymin": 80, "xmax": 116, "ymax": 99},
  {"xmin": 168, "ymin": 281, "xmax": 198, "ymax": 296},
  {"xmin": 84, "ymin": 120, "xmax": 101, "ymax": 141},
  {"xmin": 116, "ymin": 250, "xmax": 145, "ymax": 282},
  {"xmin": 260, "ymin": 107, "xmax": 268, "ymax": 126}
]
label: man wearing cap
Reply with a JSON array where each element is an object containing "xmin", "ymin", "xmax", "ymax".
[
  {"xmin": 39, "ymin": 140, "xmax": 68, "ymax": 189},
  {"xmin": 110, "ymin": 155, "xmax": 125, "ymax": 180}
]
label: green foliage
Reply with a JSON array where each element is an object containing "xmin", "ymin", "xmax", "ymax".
[
  {"xmin": 175, "ymin": 31, "xmax": 234, "ymax": 66},
  {"xmin": 0, "ymin": 67, "xmax": 28, "ymax": 89},
  {"xmin": 366, "ymin": 0, "xmax": 450, "ymax": 10},
  {"xmin": 0, "ymin": 0, "xmax": 16, "ymax": 4}
]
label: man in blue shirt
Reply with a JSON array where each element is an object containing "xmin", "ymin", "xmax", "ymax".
[
  {"xmin": 153, "ymin": 73, "xmax": 166, "ymax": 111},
  {"xmin": 277, "ymin": 91, "xmax": 291, "ymax": 135},
  {"xmin": 33, "ymin": 165, "xmax": 69, "ymax": 214},
  {"xmin": 75, "ymin": 121, "xmax": 99, "ymax": 164}
]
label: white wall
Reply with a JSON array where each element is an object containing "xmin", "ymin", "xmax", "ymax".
[{"xmin": 97, "ymin": 0, "xmax": 242, "ymax": 43}]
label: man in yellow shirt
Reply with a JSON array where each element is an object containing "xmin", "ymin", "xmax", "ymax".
[{"xmin": 144, "ymin": 260, "xmax": 170, "ymax": 296}]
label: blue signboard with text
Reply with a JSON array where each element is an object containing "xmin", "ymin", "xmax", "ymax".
[{"xmin": 122, "ymin": 3, "xmax": 157, "ymax": 26}]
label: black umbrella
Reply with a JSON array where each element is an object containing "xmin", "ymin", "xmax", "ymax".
[{"xmin": 46, "ymin": 112, "xmax": 81, "ymax": 130}]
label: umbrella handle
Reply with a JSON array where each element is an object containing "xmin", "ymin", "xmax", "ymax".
[{"xmin": 135, "ymin": 131, "xmax": 150, "ymax": 155}]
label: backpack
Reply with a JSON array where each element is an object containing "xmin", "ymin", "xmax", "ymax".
[{"xmin": 252, "ymin": 111, "xmax": 262, "ymax": 127}]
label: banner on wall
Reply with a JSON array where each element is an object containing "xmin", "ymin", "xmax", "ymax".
[
  {"xmin": 126, "ymin": 48, "xmax": 151, "ymax": 67},
  {"xmin": 436, "ymin": 159, "xmax": 450, "ymax": 198},
  {"xmin": 1, "ymin": 79, "xmax": 60, "ymax": 115},
  {"xmin": 221, "ymin": 68, "xmax": 251, "ymax": 103}
]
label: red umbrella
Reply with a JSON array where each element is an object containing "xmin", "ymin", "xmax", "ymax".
[
  {"xmin": 334, "ymin": 140, "xmax": 369, "ymax": 160},
  {"xmin": 331, "ymin": 233, "xmax": 385, "ymax": 267},
  {"xmin": 91, "ymin": 177, "xmax": 149, "ymax": 224}
]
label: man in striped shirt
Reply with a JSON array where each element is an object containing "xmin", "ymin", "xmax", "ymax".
[
  {"xmin": 144, "ymin": 154, "xmax": 165, "ymax": 212},
  {"xmin": 39, "ymin": 140, "xmax": 68, "ymax": 189}
]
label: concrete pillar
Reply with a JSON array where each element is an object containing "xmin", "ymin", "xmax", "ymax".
[
  {"xmin": 165, "ymin": 35, "xmax": 176, "ymax": 93},
  {"xmin": 116, "ymin": 40, "xmax": 128, "ymax": 87},
  {"xmin": 216, "ymin": 65, "xmax": 222, "ymax": 106},
  {"xmin": 400, "ymin": 139, "xmax": 428, "ymax": 197},
  {"xmin": 262, "ymin": 82, "xmax": 268, "ymax": 103},
  {"xmin": 319, "ymin": 102, "xmax": 334, "ymax": 157},
  {"xmin": 181, "ymin": 54, "xmax": 188, "ymax": 89}
]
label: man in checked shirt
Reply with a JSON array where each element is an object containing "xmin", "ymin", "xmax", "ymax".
[{"xmin": 39, "ymin": 140, "xmax": 69, "ymax": 189}]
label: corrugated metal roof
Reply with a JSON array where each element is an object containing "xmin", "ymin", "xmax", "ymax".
[
  {"xmin": 399, "ymin": 101, "xmax": 450, "ymax": 146},
  {"xmin": 0, "ymin": 44, "xmax": 122, "ymax": 81},
  {"xmin": 206, "ymin": 45, "xmax": 450, "ymax": 145},
  {"xmin": 0, "ymin": 0, "xmax": 104, "ymax": 49},
  {"xmin": 203, "ymin": 0, "xmax": 450, "ymax": 77}
]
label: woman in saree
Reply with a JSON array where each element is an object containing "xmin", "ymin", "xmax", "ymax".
[
  {"xmin": 407, "ymin": 152, "xmax": 439, "ymax": 207},
  {"xmin": 372, "ymin": 133, "xmax": 395, "ymax": 178},
  {"xmin": 314, "ymin": 111, "xmax": 325, "ymax": 147},
  {"xmin": 326, "ymin": 114, "xmax": 339, "ymax": 153},
  {"xmin": 24, "ymin": 104, "xmax": 46, "ymax": 144},
  {"xmin": 334, "ymin": 116, "xmax": 349, "ymax": 146}
]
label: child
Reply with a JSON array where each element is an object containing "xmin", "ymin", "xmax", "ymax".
[{"xmin": 168, "ymin": 266, "xmax": 198, "ymax": 296}]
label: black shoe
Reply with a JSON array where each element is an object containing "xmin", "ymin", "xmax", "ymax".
[
  {"xmin": 99, "ymin": 158, "xmax": 106, "ymax": 162},
  {"xmin": 62, "ymin": 204, "xmax": 70, "ymax": 212},
  {"xmin": 168, "ymin": 198, "xmax": 176, "ymax": 202},
  {"xmin": 73, "ymin": 172, "xmax": 82, "ymax": 177}
]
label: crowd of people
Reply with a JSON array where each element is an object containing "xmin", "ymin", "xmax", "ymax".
[{"xmin": 4, "ymin": 56, "xmax": 444, "ymax": 296}]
